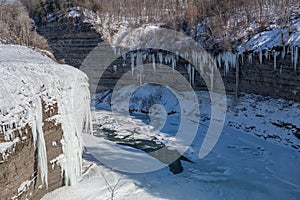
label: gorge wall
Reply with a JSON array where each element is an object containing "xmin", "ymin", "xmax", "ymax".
[
  {"xmin": 0, "ymin": 103, "xmax": 64, "ymax": 200},
  {"xmin": 0, "ymin": 44, "xmax": 91, "ymax": 200},
  {"xmin": 37, "ymin": 21, "xmax": 300, "ymax": 102}
]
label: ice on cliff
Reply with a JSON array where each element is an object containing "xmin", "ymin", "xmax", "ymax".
[{"xmin": 0, "ymin": 44, "xmax": 92, "ymax": 187}]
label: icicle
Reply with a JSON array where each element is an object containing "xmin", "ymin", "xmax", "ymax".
[
  {"xmin": 184, "ymin": 52, "xmax": 188, "ymax": 60},
  {"xmin": 187, "ymin": 64, "xmax": 192, "ymax": 85},
  {"xmin": 294, "ymin": 47, "xmax": 298, "ymax": 71},
  {"xmin": 241, "ymin": 54, "xmax": 244, "ymax": 64},
  {"xmin": 159, "ymin": 52, "xmax": 163, "ymax": 64},
  {"xmin": 143, "ymin": 52, "xmax": 147, "ymax": 61},
  {"xmin": 168, "ymin": 54, "xmax": 171, "ymax": 64},
  {"xmin": 31, "ymin": 97, "xmax": 48, "ymax": 188},
  {"xmin": 152, "ymin": 54, "xmax": 156, "ymax": 72},
  {"xmin": 282, "ymin": 46, "xmax": 286, "ymax": 60},
  {"xmin": 113, "ymin": 47, "xmax": 117, "ymax": 55},
  {"xmin": 131, "ymin": 53, "xmax": 135, "ymax": 75},
  {"xmin": 222, "ymin": 52, "xmax": 230, "ymax": 75},
  {"xmin": 136, "ymin": 51, "xmax": 143, "ymax": 67},
  {"xmin": 191, "ymin": 67, "xmax": 195, "ymax": 86},
  {"xmin": 265, "ymin": 51, "xmax": 269, "ymax": 61},
  {"xmin": 291, "ymin": 47, "xmax": 294, "ymax": 64},
  {"xmin": 248, "ymin": 53, "xmax": 253, "ymax": 64},
  {"xmin": 231, "ymin": 53, "xmax": 237, "ymax": 68},
  {"xmin": 164, "ymin": 53, "xmax": 168, "ymax": 64},
  {"xmin": 171, "ymin": 54, "xmax": 176, "ymax": 72},
  {"xmin": 280, "ymin": 64, "xmax": 283, "ymax": 74},
  {"xmin": 259, "ymin": 50, "xmax": 263, "ymax": 64},
  {"xmin": 273, "ymin": 51, "xmax": 278, "ymax": 70},
  {"xmin": 217, "ymin": 54, "xmax": 222, "ymax": 68},
  {"xmin": 210, "ymin": 60, "xmax": 215, "ymax": 91}
]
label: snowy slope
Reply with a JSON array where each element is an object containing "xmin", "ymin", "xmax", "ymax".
[
  {"xmin": 42, "ymin": 109, "xmax": 300, "ymax": 200},
  {"xmin": 0, "ymin": 44, "xmax": 92, "ymax": 186},
  {"xmin": 42, "ymin": 87, "xmax": 300, "ymax": 199}
]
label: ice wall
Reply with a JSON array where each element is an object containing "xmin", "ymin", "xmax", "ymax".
[{"xmin": 0, "ymin": 44, "xmax": 92, "ymax": 187}]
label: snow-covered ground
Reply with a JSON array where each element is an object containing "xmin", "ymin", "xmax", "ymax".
[{"xmin": 42, "ymin": 88, "xmax": 300, "ymax": 200}]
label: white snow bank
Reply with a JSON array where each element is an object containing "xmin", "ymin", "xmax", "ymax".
[
  {"xmin": 0, "ymin": 44, "xmax": 92, "ymax": 187},
  {"xmin": 239, "ymin": 20, "xmax": 300, "ymax": 53}
]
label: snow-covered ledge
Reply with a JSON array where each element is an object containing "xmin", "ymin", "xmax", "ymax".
[{"xmin": 0, "ymin": 44, "xmax": 92, "ymax": 199}]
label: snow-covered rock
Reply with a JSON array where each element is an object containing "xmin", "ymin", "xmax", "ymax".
[{"xmin": 0, "ymin": 44, "xmax": 92, "ymax": 187}]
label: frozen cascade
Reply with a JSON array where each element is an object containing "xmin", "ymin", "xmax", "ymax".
[
  {"xmin": 219, "ymin": 52, "xmax": 237, "ymax": 75},
  {"xmin": 0, "ymin": 44, "xmax": 93, "ymax": 188},
  {"xmin": 58, "ymin": 75, "xmax": 92, "ymax": 186},
  {"xmin": 31, "ymin": 98, "xmax": 48, "ymax": 188}
]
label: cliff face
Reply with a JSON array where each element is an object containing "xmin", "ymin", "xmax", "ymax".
[
  {"xmin": 0, "ymin": 44, "xmax": 92, "ymax": 200},
  {"xmin": 37, "ymin": 22, "xmax": 102, "ymax": 68},
  {"xmin": 37, "ymin": 21, "xmax": 300, "ymax": 102},
  {"xmin": 0, "ymin": 104, "xmax": 64, "ymax": 200},
  {"xmin": 219, "ymin": 55, "xmax": 300, "ymax": 101}
]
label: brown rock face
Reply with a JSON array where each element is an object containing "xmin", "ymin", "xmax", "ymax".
[{"xmin": 0, "ymin": 103, "xmax": 65, "ymax": 200}]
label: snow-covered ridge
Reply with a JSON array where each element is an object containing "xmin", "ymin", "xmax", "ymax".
[{"xmin": 0, "ymin": 44, "xmax": 92, "ymax": 186}]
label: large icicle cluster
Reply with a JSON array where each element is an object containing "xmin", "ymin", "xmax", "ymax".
[
  {"xmin": 115, "ymin": 49, "xmax": 209, "ymax": 87},
  {"xmin": 216, "ymin": 52, "xmax": 237, "ymax": 75},
  {"xmin": 0, "ymin": 44, "xmax": 92, "ymax": 187}
]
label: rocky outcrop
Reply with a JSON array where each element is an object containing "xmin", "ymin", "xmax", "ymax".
[
  {"xmin": 0, "ymin": 44, "xmax": 92, "ymax": 200},
  {"xmin": 0, "ymin": 103, "xmax": 64, "ymax": 200},
  {"xmin": 218, "ymin": 54, "xmax": 300, "ymax": 101},
  {"xmin": 37, "ymin": 22, "xmax": 102, "ymax": 68}
]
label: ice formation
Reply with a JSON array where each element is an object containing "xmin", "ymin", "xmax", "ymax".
[
  {"xmin": 248, "ymin": 53, "xmax": 253, "ymax": 64},
  {"xmin": 216, "ymin": 52, "xmax": 237, "ymax": 75},
  {"xmin": 273, "ymin": 51, "xmax": 278, "ymax": 70},
  {"xmin": 0, "ymin": 44, "xmax": 92, "ymax": 187},
  {"xmin": 259, "ymin": 50, "xmax": 263, "ymax": 64},
  {"xmin": 294, "ymin": 46, "xmax": 298, "ymax": 70}
]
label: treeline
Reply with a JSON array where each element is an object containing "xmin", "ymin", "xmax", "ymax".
[
  {"xmin": 0, "ymin": 1, "xmax": 48, "ymax": 49},
  {"xmin": 21, "ymin": 0, "xmax": 300, "ymax": 29},
  {"xmin": 19, "ymin": 0, "xmax": 300, "ymax": 50}
]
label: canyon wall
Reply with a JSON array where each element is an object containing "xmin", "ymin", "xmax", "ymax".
[
  {"xmin": 0, "ymin": 103, "xmax": 64, "ymax": 200},
  {"xmin": 37, "ymin": 22, "xmax": 300, "ymax": 102}
]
